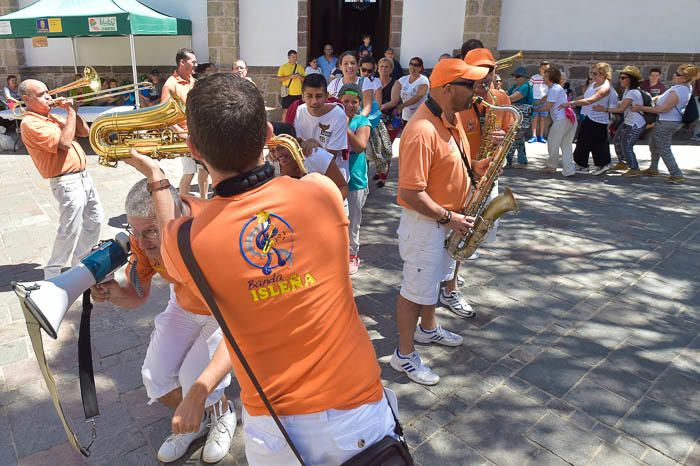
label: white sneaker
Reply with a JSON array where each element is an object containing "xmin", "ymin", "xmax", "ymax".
[
  {"xmin": 389, "ymin": 349, "xmax": 440, "ymax": 385},
  {"xmin": 591, "ymin": 164, "xmax": 612, "ymax": 176},
  {"xmin": 439, "ymin": 288, "xmax": 476, "ymax": 318},
  {"xmin": 414, "ymin": 324, "xmax": 464, "ymax": 346},
  {"xmin": 157, "ymin": 415, "xmax": 209, "ymax": 463},
  {"xmin": 575, "ymin": 165, "xmax": 590, "ymax": 174},
  {"xmin": 203, "ymin": 401, "xmax": 237, "ymax": 463}
]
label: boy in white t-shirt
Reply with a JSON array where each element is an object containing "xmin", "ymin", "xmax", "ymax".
[
  {"xmin": 529, "ymin": 61, "xmax": 551, "ymax": 143},
  {"xmin": 294, "ymin": 73, "xmax": 350, "ymax": 180}
]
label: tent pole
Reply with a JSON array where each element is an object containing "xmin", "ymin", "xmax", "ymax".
[
  {"xmin": 71, "ymin": 37, "xmax": 78, "ymax": 74},
  {"xmin": 129, "ymin": 34, "xmax": 139, "ymax": 109}
]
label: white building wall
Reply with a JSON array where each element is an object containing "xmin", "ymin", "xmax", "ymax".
[
  {"xmin": 20, "ymin": 0, "xmax": 207, "ymax": 67},
  {"xmin": 400, "ymin": 0, "xmax": 467, "ymax": 68},
  {"xmin": 498, "ymin": 0, "xmax": 700, "ymax": 53},
  {"xmin": 239, "ymin": 0, "xmax": 298, "ymax": 67}
]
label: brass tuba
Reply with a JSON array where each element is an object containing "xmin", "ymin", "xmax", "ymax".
[
  {"xmin": 495, "ymin": 51, "xmax": 523, "ymax": 71},
  {"xmin": 445, "ymin": 96, "xmax": 522, "ymax": 261},
  {"xmin": 89, "ymin": 94, "xmax": 189, "ymax": 167}
]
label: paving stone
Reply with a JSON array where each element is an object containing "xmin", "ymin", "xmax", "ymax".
[
  {"xmin": 640, "ymin": 447, "xmax": 682, "ymax": 466},
  {"xmin": 584, "ymin": 365, "xmax": 652, "ymax": 402},
  {"xmin": 105, "ymin": 358, "xmax": 145, "ymax": 393},
  {"xmin": 614, "ymin": 434, "xmax": 649, "ymax": 460},
  {"xmin": 0, "ymin": 339, "xmax": 28, "ymax": 366},
  {"xmin": 601, "ymin": 345, "xmax": 670, "ymax": 382},
  {"xmin": 516, "ymin": 348, "xmax": 590, "ymax": 398},
  {"xmin": 553, "ymin": 331, "xmax": 612, "ymax": 366},
  {"xmin": 411, "ymin": 430, "xmax": 487, "ymax": 466},
  {"xmin": 7, "ymin": 397, "xmax": 68, "ymax": 458},
  {"xmin": 463, "ymin": 316, "xmax": 535, "ymax": 362},
  {"xmin": 592, "ymin": 421, "xmax": 622, "ymax": 444},
  {"xmin": 588, "ymin": 443, "xmax": 645, "ymax": 466},
  {"xmin": 17, "ymin": 441, "xmax": 85, "ymax": 466},
  {"xmin": 620, "ymin": 397, "xmax": 698, "ymax": 462},
  {"xmin": 526, "ymin": 412, "xmax": 604, "ymax": 465},
  {"xmin": 647, "ymin": 368, "xmax": 700, "ymax": 419},
  {"xmin": 93, "ymin": 327, "xmax": 142, "ymax": 358},
  {"xmin": 564, "ymin": 379, "xmax": 635, "ymax": 427},
  {"xmin": 99, "ymin": 445, "xmax": 159, "ymax": 466}
]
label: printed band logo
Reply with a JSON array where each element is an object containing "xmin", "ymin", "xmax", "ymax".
[
  {"xmin": 318, "ymin": 122, "xmax": 332, "ymax": 144},
  {"xmin": 239, "ymin": 211, "xmax": 293, "ymax": 275}
]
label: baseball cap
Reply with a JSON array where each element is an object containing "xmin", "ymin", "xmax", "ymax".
[
  {"xmin": 429, "ymin": 58, "xmax": 489, "ymax": 88},
  {"xmin": 464, "ymin": 48, "xmax": 496, "ymax": 67},
  {"xmin": 512, "ymin": 66, "xmax": 529, "ymax": 78},
  {"xmin": 150, "ymin": 69, "xmax": 160, "ymax": 75}
]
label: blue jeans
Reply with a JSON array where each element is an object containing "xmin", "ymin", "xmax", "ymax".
[
  {"xmin": 613, "ymin": 123, "xmax": 644, "ymax": 169},
  {"xmin": 506, "ymin": 137, "xmax": 528, "ymax": 165}
]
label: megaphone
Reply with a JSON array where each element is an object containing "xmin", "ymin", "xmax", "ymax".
[{"xmin": 12, "ymin": 233, "xmax": 131, "ymax": 339}]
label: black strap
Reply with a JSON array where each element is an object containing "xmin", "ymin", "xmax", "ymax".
[
  {"xmin": 177, "ymin": 218, "xmax": 307, "ymax": 466},
  {"xmin": 79, "ymin": 290, "xmax": 99, "ymax": 420},
  {"xmin": 285, "ymin": 64, "xmax": 298, "ymax": 88},
  {"xmin": 424, "ymin": 97, "xmax": 477, "ymax": 187},
  {"xmin": 212, "ymin": 163, "xmax": 275, "ymax": 198}
]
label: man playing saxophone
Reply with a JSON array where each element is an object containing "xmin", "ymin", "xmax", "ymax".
[
  {"xmin": 390, "ymin": 59, "xmax": 491, "ymax": 386},
  {"xmin": 438, "ymin": 48, "xmax": 513, "ymax": 319}
]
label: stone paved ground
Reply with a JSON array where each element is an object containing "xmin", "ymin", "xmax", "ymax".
[{"xmin": 0, "ymin": 136, "xmax": 699, "ymax": 466}]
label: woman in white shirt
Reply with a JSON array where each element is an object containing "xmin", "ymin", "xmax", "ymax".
[
  {"xmin": 396, "ymin": 57, "xmax": 429, "ymax": 124},
  {"xmin": 327, "ymin": 51, "xmax": 375, "ymax": 118},
  {"xmin": 563, "ymin": 62, "xmax": 614, "ymax": 174},
  {"xmin": 541, "ymin": 67, "xmax": 576, "ymax": 176},
  {"xmin": 593, "ymin": 65, "xmax": 646, "ymax": 176},
  {"xmin": 632, "ymin": 64, "xmax": 698, "ymax": 183}
]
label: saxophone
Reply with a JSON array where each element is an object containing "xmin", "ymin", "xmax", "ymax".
[
  {"xmin": 476, "ymin": 88, "xmax": 498, "ymax": 160},
  {"xmin": 445, "ymin": 96, "xmax": 522, "ymax": 261}
]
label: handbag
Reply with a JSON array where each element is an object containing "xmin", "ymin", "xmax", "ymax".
[
  {"xmin": 280, "ymin": 64, "xmax": 298, "ymax": 98},
  {"xmin": 176, "ymin": 219, "xmax": 414, "ymax": 466}
]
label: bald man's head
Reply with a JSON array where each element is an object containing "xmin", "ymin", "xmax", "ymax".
[{"xmin": 20, "ymin": 79, "xmax": 52, "ymax": 115}]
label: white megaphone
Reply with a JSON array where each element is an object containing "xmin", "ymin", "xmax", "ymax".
[{"xmin": 12, "ymin": 233, "xmax": 130, "ymax": 339}]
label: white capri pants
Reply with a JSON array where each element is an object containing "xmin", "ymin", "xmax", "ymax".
[
  {"xmin": 242, "ymin": 392, "xmax": 398, "ymax": 466},
  {"xmin": 141, "ymin": 286, "xmax": 231, "ymax": 406},
  {"xmin": 181, "ymin": 156, "xmax": 197, "ymax": 175},
  {"xmin": 397, "ymin": 208, "xmax": 456, "ymax": 305}
]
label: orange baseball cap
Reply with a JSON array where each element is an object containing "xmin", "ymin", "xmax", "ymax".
[
  {"xmin": 464, "ymin": 48, "xmax": 496, "ymax": 67},
  {"xmin": 429, "ymin": 58, "xmax": 489, "ymax": 88}
]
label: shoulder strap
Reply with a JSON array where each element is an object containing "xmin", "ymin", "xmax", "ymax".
[{"xmin": 177, "ymin": 219, "xmax": 306, "ymax": 466}]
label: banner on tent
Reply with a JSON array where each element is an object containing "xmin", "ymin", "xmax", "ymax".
[
  {"xmin": 88, "ymin": 16, "xmax": 118, "ymax": 33},
  {"xmin": 0, "ymin": 21, "xmax": 11, "ymax": 35}
]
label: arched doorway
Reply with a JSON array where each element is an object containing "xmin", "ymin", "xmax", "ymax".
[{"xmin": 309, "ymin": 0, "xmax": 392, "ymax": 61}]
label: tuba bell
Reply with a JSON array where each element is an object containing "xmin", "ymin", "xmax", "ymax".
[{"xmin": 89, "ymin": 94, "xmax": 190, "ymax": 167}]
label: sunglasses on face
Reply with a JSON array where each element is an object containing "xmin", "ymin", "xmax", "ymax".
[
  {"xmin": 360, "ymin": 68, "xmax": 374, "ymax": 73},
  {"xmin": 674, "ymin": 71, "xmax": 683, "ymax": 77},
  {"xmin": 409, "ymin": 62, "xmax": 421, "ymax": 67},
  {"xmin": 619, "ymin": 76, "xmax": 629, "ymax": 80}
]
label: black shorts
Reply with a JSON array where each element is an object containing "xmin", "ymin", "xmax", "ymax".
[{"xmin": 281, "ymin": 94, "xmax": 302, "ymax": 109}]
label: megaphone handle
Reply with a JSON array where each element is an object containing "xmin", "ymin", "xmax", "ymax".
[{"xmin": 79, "ymin": 290, "xmax": 100, "ymax": 420}]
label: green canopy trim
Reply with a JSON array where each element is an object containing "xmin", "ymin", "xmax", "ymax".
[{"xmin": 0, "ymin": 0, "xmax": 192, "ymax": 38}]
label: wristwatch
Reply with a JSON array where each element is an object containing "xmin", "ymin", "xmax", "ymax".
[{"xmin": 146, "ymin": 178, "xmax": 171, "ymax": 193}]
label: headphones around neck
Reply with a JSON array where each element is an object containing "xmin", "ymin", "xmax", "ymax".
[{"xmin": 212, "ymin": 162, "xmax": 276, "ymax": 198}]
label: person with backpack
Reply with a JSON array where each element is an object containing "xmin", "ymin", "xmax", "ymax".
[
  {"xmin": 632, "ymin": 64, "xmax": 699, "ymax": 183},
  {"xmin": 593, "ymin": 66, "xmax": 647, "ymax": 177},
  {"xmin": 506, "ymin": 66, "xmax": 533, "ymax": 167}
]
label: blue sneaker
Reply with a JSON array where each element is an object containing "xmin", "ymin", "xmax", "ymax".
[
  {"xmin": 527, "ymin": 137, "xmax": 537, "ymax": 143},
  {"xmin": 537, "ymin": 136, "xmax": 547, "ymax": 143}
]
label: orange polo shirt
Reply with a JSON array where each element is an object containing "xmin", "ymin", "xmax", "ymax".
[
  {"xmin": 397, "ymin": 103, "xmax": 472, "ymax": 212},
  {"xmin": 161, "ymin": 173, "xmax": 383, "ymax": 416},
  {"xmin": 161, "ymin": 72, "xmax": 195, "ymax": 129},
  {"xmin": 458, "ymin": 89, "xmax": 514, "ymax": 159},
  {"xmin": 125, "ymin": 196, "xmax": 209, "ymax": 315},
  {"xmin": 21, "ymin": 111, "xmax": 86, "ymax": 179}
]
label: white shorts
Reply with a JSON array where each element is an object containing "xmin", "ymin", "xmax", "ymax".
[
  {"xmin": 141, "ymin": 286, "xmax": 231, "ymax": 407},
  {"xmin": 242, "ymin": 392, "xmax": 398, "ymax": 466},
  {"xmin": 397, "ymin": 208, "xmax": 456, "ymax": 305},
  {"xmin": 181, "ymin": 156, "xmax": 197, "ymax": 175}
]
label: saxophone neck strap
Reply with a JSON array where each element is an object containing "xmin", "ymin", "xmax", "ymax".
[
  {"xmin": 425, "ymin": 96, "xmax": 477, "ymax": 187},
  {"xmin": 212, "ymin": 162, "xmax": 276, "ymax": 198}
]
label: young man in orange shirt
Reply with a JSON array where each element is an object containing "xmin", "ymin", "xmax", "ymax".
[
  {"xmin": 161, "ymin": 48, "xmax": 209, "ymax": 199},
  {"xmin": 391, "ymin": 59, "xmax": 490, "ymax": 385},
  {"xmin": 19, "ymin": 79, "xmax": 104, "ymax": 279},
  {"xmin": 123, "ymin": 74, "xmax": 396, "ymax": 465},
  {"xmin": 90, "ymin": 180, "xmax": 235, "ymax": 463}
]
